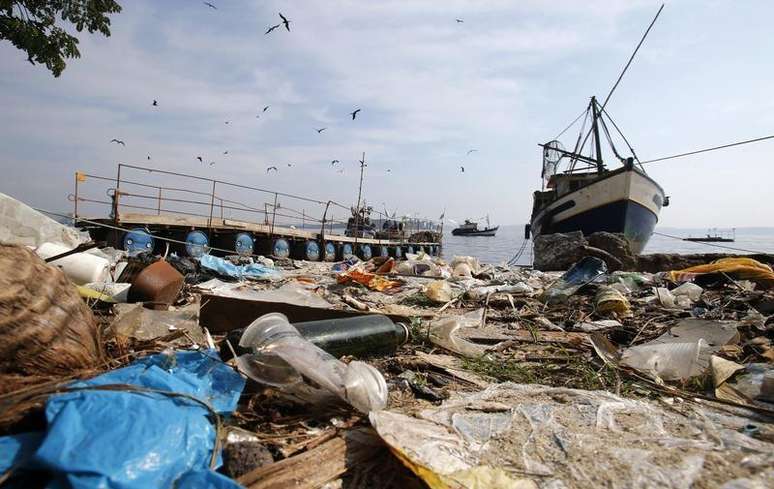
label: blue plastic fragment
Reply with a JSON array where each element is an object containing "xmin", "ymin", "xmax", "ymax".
[
  {"xmin": 0, "ymin": 350, "xmax": 245, "ymax": 489},
  {"xmin": 199, "ymin": 254, "xmax": 281, "ymax": 281}
]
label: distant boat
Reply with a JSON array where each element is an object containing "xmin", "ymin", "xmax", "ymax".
[
  {"xmin": 683, "ymin": 229, "xmax": 735, "ymax": 243},
  {"xmin": 452, "ymin": 217, "xmax": 498, "ymax": 237}
]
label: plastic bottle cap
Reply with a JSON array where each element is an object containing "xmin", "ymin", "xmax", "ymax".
[{"xmin": 343, "ymin": 361, "xmax": 388, "ymax": 413}]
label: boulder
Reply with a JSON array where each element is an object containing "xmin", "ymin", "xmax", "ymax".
[
  {"xmin": 534, "ymin": 231, "xmax": 638, "ymax": 271},
  {"xmin": 532, "ymin": 231, "xmax": 587, "ymax": 271},
  {"xmin": 587, "ymin": 232, "xmax": 638, "ymax": 271}
]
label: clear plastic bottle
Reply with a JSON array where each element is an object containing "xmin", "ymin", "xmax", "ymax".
[{"xmin": 237, "ymin": 313, "xmax": 388, "ymax": 413}]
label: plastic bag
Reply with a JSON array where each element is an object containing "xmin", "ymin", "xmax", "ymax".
[{"xmin": 200, "ymin": 254, "xmax": 281, "ymax": 281}]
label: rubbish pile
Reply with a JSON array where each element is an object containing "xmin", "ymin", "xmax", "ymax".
[{"xmin": 0, "ymin": 195, "xmax": 772, "ymax": 488}]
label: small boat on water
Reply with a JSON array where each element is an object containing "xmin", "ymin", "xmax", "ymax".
[
  {"xmin": 683, "ymin": 229, "xmax": 735, "ymax": 243},
  {"xmin": 452, "ymin": 218, "xmax": 499, "ymax": 237}
]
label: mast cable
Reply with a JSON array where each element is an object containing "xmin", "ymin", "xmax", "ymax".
[
  {"xmin": 640, "ymin": 134, "xmax": 774, "ymax": 165},
  {"xmin": 576, "ymin": 4, "xmax": 665, "ymax": 163}
]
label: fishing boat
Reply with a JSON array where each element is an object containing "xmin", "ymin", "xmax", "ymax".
[
  {"xmin": 683, "ymin": 229, "xmax": 735, "ymax": 243},
  {"xmin": 452, "ymin": 217, "xmax": 499, "ymax": 237},
  {"xmin": 528, "ymin": 96, "xmax": 668, "ymax": 254}
]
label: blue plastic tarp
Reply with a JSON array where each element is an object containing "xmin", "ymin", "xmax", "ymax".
[
  {"xmin": 0, "ymin": 350, "xmax": 245, "ymax": 489},
  {"xmin": 200, "ymin": 254, "xmax": 281, "ymax": 281}
]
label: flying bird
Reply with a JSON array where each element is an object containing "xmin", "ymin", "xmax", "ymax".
[
  {"xmin": 110, "ymin": 139, "xmax": 125, "ymax": 146},
  {"xmin": 203, "ymin": 2, "xmax": 217, "ymax": 9},
  {"xmin": 265, "ymin": 24, "xmax": 280, "ymax": 35},
  {"xmin": 386, "ymin": 169, "xmax": 391, "ymax": 173},
  {"xmin": 350, "ymin": 108, "xmax": 361, "ymax": 120},
  {"xmin": 460, "ymin": 166, "xmax": 465, "ymax": 173},
  {"xmin": 466, "ymin": 149, "xmax": 478, "ymax": 156},
  {"xmin": 147, "ymin": 155, "xmax": 151, "ymax": 160},
  {"xmin": 197, "ymin": 156, "xmax": 203, "ymax": 163},
  {"xmin": 266, "ymin": 166, "xmax": 278, "ymax": 173},
  {"xmin": 331, "ymin": 159, "xmax": 340, "ymax": 166},
  {"xmin": 316, "ymin": 127, "xmax": 327, "ymax": 133},
  {"xmin": 279, "ymin": 12, "xmax": 291, "ymax": 31},
  {"xmin": 225, "ymin": 121, "xmax": 231, "ymax": 125},
  {"xmin": 223, "ymin": 150, "xmax": 229, "ymax": 155},
  {"xmin": 263, "ymin": 105, "xmax": 270, "ymax": 112},
  {"xmin": 152, "ymin": 100, "xmax": 158, "ymax": 106},
  {"xmin": 456, "ymin": 19, "xmax": 464, "ymax": 23},
  {"xmin": 287, "ymin": 163, "xmax": 293, "ymax": 167},
  {"xmin": 209, "ymin": 161, "xmax": 215, "ymax": 166}
]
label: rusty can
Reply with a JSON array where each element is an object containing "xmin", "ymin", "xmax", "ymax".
[{"xmin": 128, "ymin": 260, "xmax": 184, "ymax": 310}]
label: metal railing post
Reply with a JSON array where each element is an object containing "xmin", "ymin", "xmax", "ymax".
[
  {"xmin": 157, "ymin": 187, "xmax": 162, "ymax": 215},
  {"xmin": 270, "ymin": 193, "xmax": 278, "ymax": 236},
  {"xmin": 114, "ymin": 164, "xmax": 123, "ymax": 222},
  {"xmin": 73, "ymin": 173, "xmax": 80, "ymax": 219},
  {"xmin": 207, "ymin": 180, "xmax": 217, "ymax": 238}
]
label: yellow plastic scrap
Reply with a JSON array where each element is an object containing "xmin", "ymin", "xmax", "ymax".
[
  {"xmin": 336, "ymin": 268, "xmax": 401, "ymax": 291},
  {"xmin": 668, "ymin": 257, "xmax": 774, "ymax": 288},
  {"xmin": 595, "ymin": 286, "xmax": 631, "ymax": 315}
]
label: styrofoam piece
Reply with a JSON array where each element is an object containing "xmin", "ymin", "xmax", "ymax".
[{"xmin": 36, "ymin": 242, "xmax": 111, "ymax": 285}]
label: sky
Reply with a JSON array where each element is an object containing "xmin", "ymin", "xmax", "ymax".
[{"xmin": 1, "ymin": 0, "xmax": 773, "ymax": 227}]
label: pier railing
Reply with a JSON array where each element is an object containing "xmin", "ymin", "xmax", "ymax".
[{"xmin": 71, "ymin": 163, "xmax": 442, "ymax": 243}]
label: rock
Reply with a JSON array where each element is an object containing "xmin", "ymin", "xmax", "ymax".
[
  {"xmin": 587, "ymin": 232, "xmax": 637, "ymax": 271},
  {"xmin": 532, "ymin": 231, "xmax": 587, "ymax": 271},
  {"xmin": 0, "ymin": 244, "xmax": 104, "ymax": 380},
  {"xmin": 533, "ymin": 232, "xmax": 639, "ymax": 271},
  {"xmin": 220, "ymin": 427, "xmax": 274, "ymax": 479}
]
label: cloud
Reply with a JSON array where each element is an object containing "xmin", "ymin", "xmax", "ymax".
[{"xmin": 1, "ymin": 0, "xmax": 773, "ymax": 228}]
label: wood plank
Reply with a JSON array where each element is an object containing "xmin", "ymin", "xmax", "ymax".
[{"xmin": 238, "ymin": 430, "xmax": 382, "ymax": 489}]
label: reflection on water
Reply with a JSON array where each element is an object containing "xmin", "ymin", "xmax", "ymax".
[{"xmin": 441, "ymin": 225, "xmax": 774, "ymax": 265}]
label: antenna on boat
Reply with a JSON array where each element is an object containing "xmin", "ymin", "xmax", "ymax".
[{"xmin": 574, "ymin": 4, "xmax": 665, "ymax": 171}]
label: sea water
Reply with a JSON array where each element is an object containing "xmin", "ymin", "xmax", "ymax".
[{"xmin": 441, "ymin": 226, "xmax": 774, "ymax": 266}]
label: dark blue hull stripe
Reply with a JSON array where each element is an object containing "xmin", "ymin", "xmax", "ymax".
[{"xmin": 533, "ymin": 200, "xmax": 657, "ymax": 254}]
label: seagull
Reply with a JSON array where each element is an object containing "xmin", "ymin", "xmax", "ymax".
[
  {"xmin": 203, "ymin": 2, "xmax": 217, "ymax": 9},
  {"xmin": 223, "ymin": 150, "xmax": 229, "ymax": 155},
  {"xmin": 147, "ymin": 155, "xmax": 151, "ymax": 160},
  {"xmin": 316, "ymin": 128, "xmax": 327, "ymax": 133},
  {"xmin": 266, "ymin": 166, "xmax": 278, "ymax": 173},
  {"xmin": 331, "ymin": 159, "xmax": 340, "ymax": 166},
  {"xmin": 460, "ymin": 166, "xmax": 465, "ymax": 173},
  {"xmin": 263, "ymin": 105, "xmax": 270, "ymax": 112},
  {"xmin": 265, "ymin": 24, "xmax": 280, "ymax": 35},
  {"xmin": 350, "ymin": 108, "xmax": 361, "ymax": 120},
  {"xmin": 152, "ymin": 100, "xmax": 158, "ymax": 106},
  {"xmin": 279, "ymin": 12, "xmax": 291, "ymax": 31},
  {"xmin": 209, "ymin": 161, "xmax": 215, "ymax": 166},
  {"xmin": 466, "ymin": 149, "xmax": 478, "ymax": 156},
  {"xmin": 225, "ymin": 121, "xmax": 231, "ymax": 125},
  {"xmin": 287, "ymin": 163, "xmax": 293, "ymax": 167},
  {"xmin": 386, "ymin": 169, "xmax": 391, "ymax": 173},
  {"xmin": 456, "ymin": 19, "xmax": 464, "ymax": 23},
  {"xmin": 110, "ymin": 139, "xmax": 125, "ymax": 146},
  {"xmin": 197, "ymin": 156, "xmax": 203, "ymax": 163}
]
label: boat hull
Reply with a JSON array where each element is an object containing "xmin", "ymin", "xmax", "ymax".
[
  {"xmin": 451, "ymin": 226, "xmax": 499, "ymax": 237},
  {"xmin": 531, "ymin": 168, "xmax": 664, "ymax": 254}
]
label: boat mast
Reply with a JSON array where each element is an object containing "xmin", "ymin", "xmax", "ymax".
[{"xmin": 590, "ymin": 96, "xmax": 605, "ymax": 173}]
